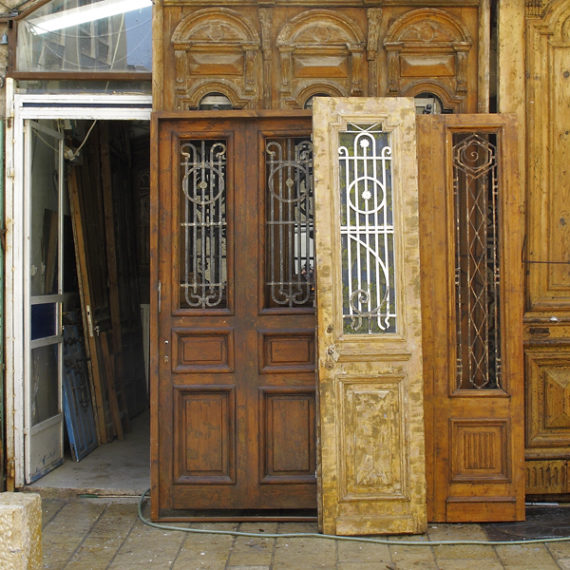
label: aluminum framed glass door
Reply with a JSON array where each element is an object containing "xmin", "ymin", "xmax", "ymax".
[{"xmin": 24, "ymin": 121, "xmax": 65, "ymax": 483}]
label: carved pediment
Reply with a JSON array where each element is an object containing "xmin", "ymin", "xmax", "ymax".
[
  {"xmin": 172, "ymin": 8, "xmax": 259, "ymax": 48},
  {"xmin": 385, "ymin": 8, "xmax": 472, "ymax": 49},
  {"xmin": 278, "ymin": 10, "xmax": 364, "ymax": 49},
  {"xmin": 399, "ymin": 20, "xmax": 457, "ymax": 43}
]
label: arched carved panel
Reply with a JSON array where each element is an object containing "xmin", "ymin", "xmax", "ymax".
[
  {"xmin": 276, "ymin": 10, "xmax": 366, "ymax": 109},
  {"xmin": 170, "ymin": 8, "xmax": 261, "ymax": 110},
  {"xmin": 383, "ymin": 9, "xmax": 473, "ymax": 111}
]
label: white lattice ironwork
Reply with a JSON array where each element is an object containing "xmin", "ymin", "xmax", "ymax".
[
  {"xmin": 180, "ymin": 140, "xmax": 227, "ymax": 309},
  {"xmin": 339, "ymin": 123, "xmax": 396, "ymax": 334}
]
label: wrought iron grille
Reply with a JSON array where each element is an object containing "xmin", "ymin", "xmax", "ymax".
[
  {"xmin": 179, "ymin": 139, "xmax": 227, "ymax": 309},
  {"xmin": 339, "ymin": 123, "xmax": 396, "ymax": 334},
  {"xmin": 265, "ymin": 137, "xmax": 315, "ymax": 308},
  {"xmin": 453, "ymin": 132, "xmax": 501, "ymax": 389}
]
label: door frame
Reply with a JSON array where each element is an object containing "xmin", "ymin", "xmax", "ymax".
[{"xmin": 3, "ymin": 79, "xmax": 151, "ymax": 488}]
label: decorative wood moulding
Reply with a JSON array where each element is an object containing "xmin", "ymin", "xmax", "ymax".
[
  {"xmin": 171, "ymin": 8, "xmax": 261, "ymax": 109},
  {"xmin": 527, "ymin": 1, "xmax": 545, "ymax": 18},
  {"xmin": 384, "ymin": 8, "xmax": 472, "ymax": 102},
  {"xmin": 276, "ymin": 10, "xmax": 366, "ymax": 108},
  {"xmin": 526, "ymin": 0, "xmax": 570, "ymax": 310},
  {"xmin": 160, "ymin": 3, "xmax": 477, "ymax": 111}
]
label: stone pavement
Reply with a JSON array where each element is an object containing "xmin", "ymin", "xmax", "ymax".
[{"xmin": 40, "ymin": 494, "xmax": 570, "ymax": 569}]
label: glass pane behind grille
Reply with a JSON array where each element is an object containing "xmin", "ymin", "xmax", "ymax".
[
  {"xmin": 338, "ymin": 123, "xmax": 396, "ymax": 334},
  {"xmin": 265, "ymin": 137, "xmax": 315, "ymax": 309},
  {"xmin": 179, "ymin": 139, "xmax": 227, "ymax": 310},
  {"xmin": 453, "ymin": 132, "xmax": 501, "ymax": 390}
]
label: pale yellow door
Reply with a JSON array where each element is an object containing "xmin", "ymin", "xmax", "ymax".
[{"xmin": 313, "ymin": 98, "xmax": 426, "ymax": 535}]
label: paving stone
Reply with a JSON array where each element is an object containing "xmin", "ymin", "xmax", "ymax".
[
  {"xmin": 277, "ymin": 522, "xmax": 319, "ymax": 534},
  {"xmin": 556, "ymin": 557, "xmax": 570, "ymax": 570},
  {"xmin": 41, "ymin": 498, "xmax": 67, "ymax": 528},
  {"xmin": 494, "ymin": 543, "xmax": 559, "ymax": 569},
  {"xmin": 546, "ymin": 540, "xmax": 570, "ymax": 559},
  {"xmin": 43, "ymin": 499, "xmax": 105, "ymax": 537},
  {"xmin": 388, "ymin": 544, "xmax": 438, "ymax": 568},
  {"xmin": 337, "ymin": 537, "xmax": 391, "ymax": 562},
  {"xmin": 432, "ymin": 543, "xmax": 501, "ymax": 560},
  {"xmin": 65, "ymin": 503, "xmax": 138, "ymax": 568},
  {"xmin": 272, "ymin": 536, "xmax": 336, "ymax": 569},
  {"xmin": 173, "ymin": 547, "xmax": 231, "ymax": 570},
  {"xmin": 427, "ymin": 523, "xmax": 488, "ymax": 541},
  {"xmin": 336, "ymin": 560, "xmax": 396, "ymax": 570},
  {"xmin": 437, "ymin": 561, "xmax": 504, "ymax": 570},
  {"xmin": 108, "ymin": 518, "xmax": 188, "ymax": 569},
  {"xmin": 227, "ymin": 533, "xmax": 275, "ymax": 567}
]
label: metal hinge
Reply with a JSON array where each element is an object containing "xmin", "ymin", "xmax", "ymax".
[{"xmin": 86, "ymin": 305, "xmax": 94, "ymax": 338}]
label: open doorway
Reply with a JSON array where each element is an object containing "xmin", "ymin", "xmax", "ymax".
[{"xmin": 23, "ymin": 118, "xmax": 151, "ymax": 496}]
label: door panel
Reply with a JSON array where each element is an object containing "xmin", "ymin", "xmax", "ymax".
[
  {"xmin": 25, "ymin": 122, "xmax": 65, "ymax": 483},
  {"xmin": 313, "ymin": 98, "xmax": 426, "ymax": 535},
  {"xmin": 417, "ymin": 114, "xmax": 525, "ymax": 522},
  {"xmin": 152, "ymin": 114, "xmax": 316, "ymax": 518},
  {"xmin": 524, "ymin": 3, "xmax": 570, "ymax": 496}
]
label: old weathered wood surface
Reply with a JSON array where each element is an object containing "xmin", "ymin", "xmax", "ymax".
[
  {"xmin": 152, "ymin": 115, "xmax": 317, "ymax": 520},
  {"xmin": 313, "ymin": 98, "xmax": 426, "ymax": 535},
  {"xmin": 417, "ymin": 113, "xmax": 525, "ymax": 522}
]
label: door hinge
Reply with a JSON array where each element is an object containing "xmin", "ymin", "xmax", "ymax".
[{"xmin": 86, "ymin": 304, "xmax": 94, "ymax": 338}]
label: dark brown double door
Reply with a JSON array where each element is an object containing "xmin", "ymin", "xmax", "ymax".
[{"xmin": 152, "ymin": 114, "xmax": 316, "ymax": 517}]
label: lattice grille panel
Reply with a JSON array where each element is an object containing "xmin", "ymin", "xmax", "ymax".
[
  {"xmin": 453, "ymin": 132, "xmax": 501, "ymax": 389},
  {"xmin": 265, "ymin": 137, "xmax": 314, "ymax": 308},
  {"xmin": 179, "ymin": 139, "xmax": 227, "ymax": 309},
  {"xmin": 338, "ymin": 123, "xmax": 396, "ymax": 334}
]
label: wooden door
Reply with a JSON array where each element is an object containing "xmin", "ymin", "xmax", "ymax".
[
  {"xmin": 313, "ymin": 98, "xmax": 426, "ymax": 535},
  {"xmin": 68, "ymin": 125, "xmax": 127, "ymax": 445},
  {"xmin": 152, "ymin": 113, "xmax": 316, "ymax": 518},
  {"xmin": 417, "ymin": 114, "xmax": 525, "ymax": 522}
]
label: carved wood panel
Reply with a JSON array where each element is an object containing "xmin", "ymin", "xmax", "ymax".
[
  {"xmin": 526, "ymin": 347, "xmax": 570, "ymax": 451},
  {"xmin": 383, "ymin": 8, "xmax": 475, "ymax": 111},
  {"xmin": 153, "ymin": 2, "xmax": 481, "ymax": 112},
  {"xmin": 526, "ymin": 1, "xmax": 570, "ymax": 310},
  {"xmin": 523, "ymin": 0, "xmax": 570, "ymax": 498}
]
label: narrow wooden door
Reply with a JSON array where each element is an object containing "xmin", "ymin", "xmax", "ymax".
[
  {"xmin": 152, "ymin": 114, "xmax": 316, "ymax": 518},
  {"xmin": 313, "ymin": 98, "xmax": 426, "ymax": 535},
  {"xmin": 417, "ymin": 114, "xmax": 525, "ymax": 522}
]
